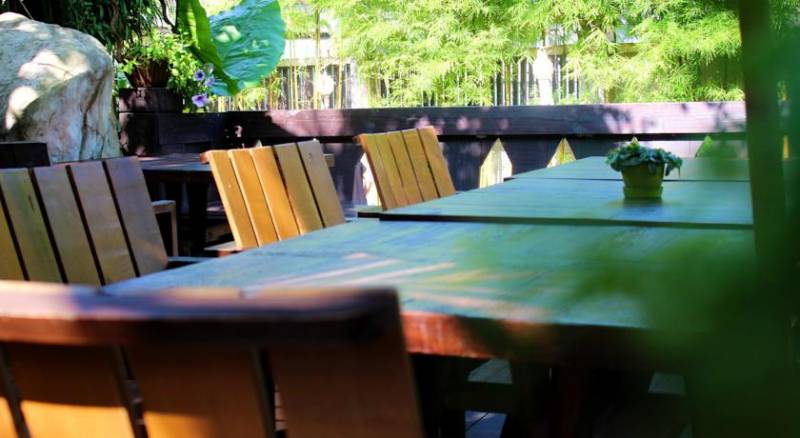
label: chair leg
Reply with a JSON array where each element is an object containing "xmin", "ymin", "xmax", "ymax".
[
  {"xmin": 152, "ymin": 200, "xmax": 178, "ymax": 256},
  {"xmin": 412, "ymin": 355, "xmax": 476, "ymax": 437},
  {"xmin": 500, "ymin": 362, "xmax": 551, "ymax": 438}
]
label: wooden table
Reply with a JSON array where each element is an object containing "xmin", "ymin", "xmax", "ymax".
[
  {"xmin": 108, "ymin": 157, "xmax": 754, "ymax": 370},
  {"xmin": 110, "ymin": 156, "xmax": 759, "ymax": 434},
  {"xmin": 140, "ymin": 152, "xmax": 334, "ymax": 254},
  {"xmin": 511, "ymin": 156, "xmax": 753, "ymax": 181},
  {"xmin": 105, "ymin": 219, "xmax": 752, "ymax": 369}
]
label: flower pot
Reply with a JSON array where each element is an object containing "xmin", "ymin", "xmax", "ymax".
[
  {"xmin": 621, "ymin": 163, "xmax": 664, "ymax": 199},
  {"xmin": 127, "ymin": 61, "xmax": 171, "ymax": 88}
]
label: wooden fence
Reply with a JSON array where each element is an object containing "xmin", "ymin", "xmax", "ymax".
[{"xmin": 120, "ymin": 89, "xmax": 747, "ymax": 204}]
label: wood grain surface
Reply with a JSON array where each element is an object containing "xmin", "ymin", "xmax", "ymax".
[{"xmin": 381, "ymin": 177, "xmax": 753, "ymax": 228}]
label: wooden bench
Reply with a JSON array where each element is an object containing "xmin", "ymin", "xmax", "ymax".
[
  {"xmin": 356, "ymin": 127, "xmax": 456, "ymax": 211},
  {"xmin": 0, "ymin": 157, "xmax": 185, "ymax": 285},
  {"xmin": 0, "ymin": 281, "xmax": 423, "ymax": 438},
  {"xmin": 206, "ymin": 141, "xmax": 346, "ymax": 252}
]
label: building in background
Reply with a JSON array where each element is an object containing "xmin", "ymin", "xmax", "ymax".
[{"xmin": 217, "ymin": 21, "xmax": 598, "ymax": 110}]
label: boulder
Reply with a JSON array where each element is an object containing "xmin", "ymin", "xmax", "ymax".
[{"xmin": 0, "ymin": 12, "xmax": 121, "ymax": 162}]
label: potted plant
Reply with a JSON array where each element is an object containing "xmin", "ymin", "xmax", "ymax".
[
  {"xmin": 119, "ymin": 29, "xmax": 213, "ymax": 110},
  {"xmin": 606, "ymin": 138, "xmax": 683, "ymax": 199}
]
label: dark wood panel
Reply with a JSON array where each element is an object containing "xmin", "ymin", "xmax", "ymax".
[
  {"xmin": 0, "ymin": 142, "xmax": 50, "ymax": 168},
  {"xmin": 122, "ymin": 102, "xmax": 747, "ymax": 149},
  {"xmin": 228, "ymin": 102, "xmax": 747, "ymax": 139},
  {"xmin": 121, "ymin": 103, "xmax": 751, "ymax": 203}
]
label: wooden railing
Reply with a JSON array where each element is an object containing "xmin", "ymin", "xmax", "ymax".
[{"xmin": 119, "ymin": 89, "xmax": 747, "ymax": 204}]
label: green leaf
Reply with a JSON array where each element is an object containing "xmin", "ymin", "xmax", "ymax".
[
  {"xmin": 209, "ymin": 0, "xmax": 286, "ymax": 95},
  {"xmin": 178, "ymin": 0, "xmax": 286, "ymax": 96},
  {"xmin": 177, "ymin": 0, "xmax": 237, "ymax": 93}
]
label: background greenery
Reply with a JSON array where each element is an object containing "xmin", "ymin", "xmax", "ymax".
[
  {"xmin": 0, "ymin": 0, "xmax": 163, "ymax": 56},
  {"xmin": 302, "ymin": 0, "xmax": 748, "ymax": 106},
  {"xmin": 3, "ymin": 0, "xmax": 798, "ymax": 107}
]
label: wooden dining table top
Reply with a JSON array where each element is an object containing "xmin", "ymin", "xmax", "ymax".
[
  {"xmin": 106, "ymin": 157, "xmax": 757, "ymax": 370},
  {"xmin": 510, "ymin": 156, "xmax": 754, "ymax": 181}
]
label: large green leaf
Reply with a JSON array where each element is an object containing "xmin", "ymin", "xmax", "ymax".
[
  {"xmin": 178, "ymin": 0, "xmax": 285, "ymax": 96},
  {"xmin": 210, "ymin": 0, "xmax": 285, "ymax": 94},
  {"xmin": 177, "ymin": 0, "xmax": 237, "ymax": 94}
]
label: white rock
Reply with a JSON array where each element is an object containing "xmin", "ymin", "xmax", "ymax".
[{"xmin": 0, "ymin": 12, "xmax": 121, "ymax": 162}]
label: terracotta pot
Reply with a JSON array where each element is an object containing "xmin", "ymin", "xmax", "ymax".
[
  {"xmin": 621, "ymin": 163, "xmax": 664, "ymax": 199},
  {"xmin": 127, "ymin": 60, "xmax": 170, "ymax": 88}
]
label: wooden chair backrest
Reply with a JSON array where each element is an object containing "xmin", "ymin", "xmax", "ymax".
[
  {"xmin": 356, "ymin": 126, "xmax": 455, "ymax": 210},
  {"xmin": 0, "ymin": 281, "xmax": 422, "ymax": 438},
  {"xmin": 207, "ymin": 142, "xmax": 345, "ymax": 250},
  {"xmin": 0, "ymin": 157, "xmax": 168, "ymax": 285}
]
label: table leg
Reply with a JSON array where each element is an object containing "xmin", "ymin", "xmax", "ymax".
[
  {"xmin": 411, "ymin": 355, "xmax": 472, "ymax": 437},
  {"xmin": 163, "ymin": 183, "xmax": 184, "ymax": 253},
  {"xmin": 551, "ymin": 366, "xmax": 591, "ymax": 438},
  {"xmin": 500, "ymin": 362, "xmax": 551, "ymax": 438},
  {"xmin": 186, "ymin": 183, "xmax": 209, "ymax": 256}
]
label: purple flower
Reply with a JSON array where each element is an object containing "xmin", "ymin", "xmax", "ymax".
[
  {"xmin": 193, "ymin": 69, "xmax": 206, "ymax": 82},
  {"xmin": 191, "ymin": 93, "xmax": 209, "ymax": 108},
  {"xmin": 204, "ymin": 75, "xmax": 216, "ymax": 87}
]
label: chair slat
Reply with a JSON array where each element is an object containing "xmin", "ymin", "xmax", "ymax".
[
  {"xmin": 417, "ymin": 126, "xmax": 456, "ymax": 197},
  {"xmin": 129, "ymin": 346, "xmax": 272, "ymax": 438},
  {"xmin": 250, "ymin": 147, "xmax": 300, "ymax": 240},
  {"xmin": 273, "ymin": 144, "xmax": 324, "ymax": 234},
  {"xmin": 358, "ymin": 134, "xmax": 399, "ymax": 209},
  {"xmin": 229, "ymin": 150, "xmax": 280, "ymax": 247},
  {"xmin": 0, "ymin": 169, "xmax": 61, "ymax": 282},
  {"xmin": 0, "ymin": 357, "xmax": 18, "ymax": 438},
  {"xmin": 6, "ymin": 344, "xmax": 135, "ymax": 438},
  {"xmin": 0, "ymin": 198, "xmax": 24, "ymax": 281},
  {"xmin": 400, "ymin": 130, "xmax": 439, "ymax": 201},
  {"xmin": 386, "ymin": 131, "xmax": 424, "ymax": 204},
  {"xmin": 207, "ymin": 150, "xmax": 259, "ymax": 250},
  {"xmin": 105, "ymin": 157, "xmax": 169, "ymax": 276},
  {"xmin": 269, "ymin": 307, "xmax": 422, "ymax": 438},
  {"xmin": 33, "ymin": 165, "xmax": 101, "ymax": 285},
  {"xmin": 373, "ymin": 134, "xmax": 409, "ymax": 208},
  {"xmin": 68, "ymin": 161, "xmax": 137, "ymax": 284},
  {"xmin": 297, "ymin": 140, "xmax": 346, "ymax": 227}
]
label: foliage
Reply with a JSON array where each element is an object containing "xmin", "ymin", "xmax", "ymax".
[
  {"xmin": 188, "ymin": 64, "xmax": 216, "ymax": 109},
  {"xmin": 119, "ymin": 29, "xmax": 207, "ymax": 104},
  {"xmin": 200, "ymin": 0, "xmax": 240, "ymax": 15},
  {"xmin": 178, "ymin": 0, "xmax": 286, "ymax": 96},
  {"xmin": 305, "ymin": 0, "xmax": 750, "ymax": 106},
  {"xmin": 605, "ymin": 137, "xmax": 683, "ymax": 175},
  {"xmin": 0, "ymin": 0, "xmax": 162, "ymax": 55},
  {"xmin": 694, "ymin": 134, "xmax": 741, "ymax": 158}
]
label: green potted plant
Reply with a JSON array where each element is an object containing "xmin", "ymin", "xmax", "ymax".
[
  {"xmin": 120, "ymin": 29, "xmax": 213, "ymax": 110},
  {"xmin": 606, "ymin": 138, "xmax": 683, "ymax": 199}
]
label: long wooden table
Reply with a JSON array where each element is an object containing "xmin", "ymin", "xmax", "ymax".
[{"xmin": 106, "ymin": 157, "xmax": 755, "ymax": 371}]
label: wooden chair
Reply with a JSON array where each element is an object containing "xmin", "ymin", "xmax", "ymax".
[
  {"xmin": 356, "ymin": 126, "xmax": 456, "ymax": 210},
  {"xmin": 0, "ymin": 281, "xmax": 422, "ymax": 438},
  {"xmin": 0, "ymin": 157, "xmax": 187, "ymax": 286},
  {"xmin": 206, "ymin": 141, "xmax": 345, "ymax": 252}
]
